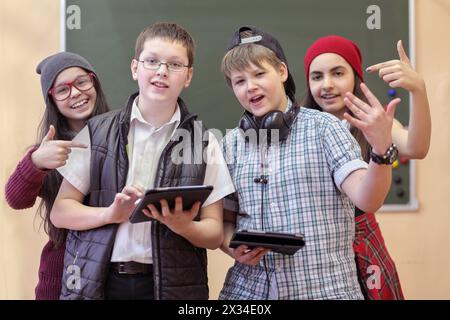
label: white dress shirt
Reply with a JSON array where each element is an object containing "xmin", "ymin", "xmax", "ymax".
[{"xmin": 58, "ymin": 97, "xmax": 235, "ymax": 263}]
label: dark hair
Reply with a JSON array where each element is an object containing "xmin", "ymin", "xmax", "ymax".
[
  {"xmin": 35, "ymin": 71, "xmax": 109, "ymax": 248},
  {"xmin": 301, "ymin": 74, "xmax": 371, "ymax": 162},
  {"xmin": 134, "ymin": 22, "xmax": 195, "ymax": 67}
]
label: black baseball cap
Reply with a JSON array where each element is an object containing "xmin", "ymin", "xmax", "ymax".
[{"xmin": 227, "ymin": 25, "xmax": 296, "ymax": 99}]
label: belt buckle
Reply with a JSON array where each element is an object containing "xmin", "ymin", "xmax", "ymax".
[{"xmin": 118, "ymin": 262, "xmax": 127, "ymax": 275}]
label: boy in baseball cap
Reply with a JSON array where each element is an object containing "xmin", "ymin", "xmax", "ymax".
[{"xmin": 219, "ymin": 26, "xmax": 394, "ymax": 300}]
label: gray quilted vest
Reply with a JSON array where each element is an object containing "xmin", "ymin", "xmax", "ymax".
[{"xmin": 60, "ymin": 93, "xmax": 209, "ymax": 299}]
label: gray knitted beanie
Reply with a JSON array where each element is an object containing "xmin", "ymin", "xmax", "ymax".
[{"xmin": 36, "ymin": 52, "xmax": 95, "ymax": 105}]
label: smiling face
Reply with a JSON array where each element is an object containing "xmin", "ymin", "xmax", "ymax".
[
  {"xmin": 131, "ymin": 37, "xmax": 193, "ymax": 109},
  {"xmin": 308, "ymin": 53, "xmax": 355, "ymax": 119},
  {"xmin": 51, "ymin": 67, "xmax": 97, "ymax": 131},
  {"xmin": 229, "ymin": 60, "xmax": 288, "ymax": 118}
]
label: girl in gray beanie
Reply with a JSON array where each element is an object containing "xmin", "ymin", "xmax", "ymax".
[{"xmin": 5, "ymin": 51, "xmax": 110, "ymax": 299}]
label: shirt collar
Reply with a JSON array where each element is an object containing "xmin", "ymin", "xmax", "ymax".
[
  {"xmin": 285, "ymin": 97, "xmax": 293, "ymax": 113},
  {"xmin": 130, "ymin": 97, "xmax": 181, "ymax": 128}
]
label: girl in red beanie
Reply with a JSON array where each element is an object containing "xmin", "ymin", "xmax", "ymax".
[{"xmin": 303, "ymin": 35, "xmax": 431, "ymax": 299}]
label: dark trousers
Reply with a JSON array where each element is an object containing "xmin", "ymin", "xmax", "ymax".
[{"xmin": 105, "ymin": 269, "xmax": 154, "ymax": 300}]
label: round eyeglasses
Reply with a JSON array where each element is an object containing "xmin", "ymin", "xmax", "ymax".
[
  {"xmin": 49, "ymin": 73, "xmax": 95, "ymax": 101},
  {"xmin": 137, "ymin": 59, "xmax": 189, "ymax": 72}
]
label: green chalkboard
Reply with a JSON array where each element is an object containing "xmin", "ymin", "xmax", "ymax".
[{"xmin": 64, "ymin": 0, "xmax": 415, "ymax": 209}]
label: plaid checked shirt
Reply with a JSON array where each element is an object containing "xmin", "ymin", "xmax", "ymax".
[{"xmin": 220, "ymin": 104, "xmax": 368, "ymax": 300}]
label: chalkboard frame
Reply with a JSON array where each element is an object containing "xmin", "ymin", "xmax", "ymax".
[{"xmin": 59, "ymin": 0, "xmax": 418, "ymax": 211}]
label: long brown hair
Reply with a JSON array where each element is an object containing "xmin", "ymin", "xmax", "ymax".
[
  {"xmin": 35, "ymin": 72, "xmax": 109, "ymax": 248},
  {"xmin": 301, "ymin": 74, "xmax": 371, "ymax": 162}
]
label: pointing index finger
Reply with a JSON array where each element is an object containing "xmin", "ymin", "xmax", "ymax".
[
  {"xmin": 366, "ymin": 60, "xmax": 398, "ymax": 72},
  {"xmin": 58, "ymin": 140, "xmax": 88, "ymax": 149}
]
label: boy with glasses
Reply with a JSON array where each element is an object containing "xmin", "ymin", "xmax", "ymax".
[{"xmin": 51, "ymin": 22, "xmax": 234, "ymax": 300}]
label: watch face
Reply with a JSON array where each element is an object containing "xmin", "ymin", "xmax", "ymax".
[
  {"xmin": 389, "ymin": 147, "xmax": 399, "ymax": 163},
  {"xmin": 371, "ymin": 144, "xmax": 398, "ymax": 164}
]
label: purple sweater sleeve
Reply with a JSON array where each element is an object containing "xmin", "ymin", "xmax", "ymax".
[{"xmin": 5, "ymin": 147, "xmax": 48, "ymax": 209}]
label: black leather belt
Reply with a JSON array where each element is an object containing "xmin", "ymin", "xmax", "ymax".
[{"xmin": 111, "ymin": 262, "xmax": 153, "ymax": 275}]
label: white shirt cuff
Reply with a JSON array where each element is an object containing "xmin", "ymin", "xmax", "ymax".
[{"xmin": 334, "ymin": 159, "xmax": 368, "ymax": 192}]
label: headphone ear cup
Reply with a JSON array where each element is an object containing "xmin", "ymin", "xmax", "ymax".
[
  {"xmin": 239, "ymin": 107, "xmax": 300, "ymax": 144},
  {"xmin": 283, "ymin": 106, "xmax": 300, "ymax": 129},
  {"xmin": 261, "ymin": 108, "xmax": 299, "ymax": 142},
  {"xmin": 260, "ymin": 111, "xmax": 283, "ymax": 130},
  {"xmin": 259, "ymin": 111, "xmax": 283, "ymax": 143},
  {"xmin": 239, "ymin": 111, "xmax": 259, "ymax": 132}
]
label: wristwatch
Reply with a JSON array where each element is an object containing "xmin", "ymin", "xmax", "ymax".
[{"xmin": 370, "ymin": 143, "xmax": 398, "ymax": 165}]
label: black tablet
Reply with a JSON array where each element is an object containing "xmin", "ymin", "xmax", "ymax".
[
  {"xmin": 129, "ymin": 185, "xmax": 213, "ymax": 224},
  {"xmin": 229, "ymin": 229, "xmax": 305, "ymax": 255}
]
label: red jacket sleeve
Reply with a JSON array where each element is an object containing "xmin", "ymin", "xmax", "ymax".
[{"xmin": 4, "ymin": 147, "xmax": 48, "ymax": 210}]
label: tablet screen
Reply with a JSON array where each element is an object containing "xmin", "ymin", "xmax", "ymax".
[{"xmin": 129, "ymin": 185, "xmax": 213, "ymax": 224}]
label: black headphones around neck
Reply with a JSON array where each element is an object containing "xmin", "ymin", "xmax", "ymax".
[{"xmin": 238, "ymin": 104, "xmax": 300, "ymax": 144}]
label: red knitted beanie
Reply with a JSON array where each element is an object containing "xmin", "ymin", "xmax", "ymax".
[{"xmin": 304, "ymin": 35, "xmax": 364, "ymax": 82}]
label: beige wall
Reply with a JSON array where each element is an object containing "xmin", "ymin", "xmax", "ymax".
[
  {"xmin": 0, "ymin": 0, "xmax": 449, "ymax": 299},
  {"xmin": 0, "ymin": 0, "xmax": 60, "ymax": 299},
  {"xmin": 0, "ymin": 0, "xmax": 59, "ymax": 299},
  {"xmin": 374, "ymin": 0, "xmax": 450, "ymax": 299}
]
